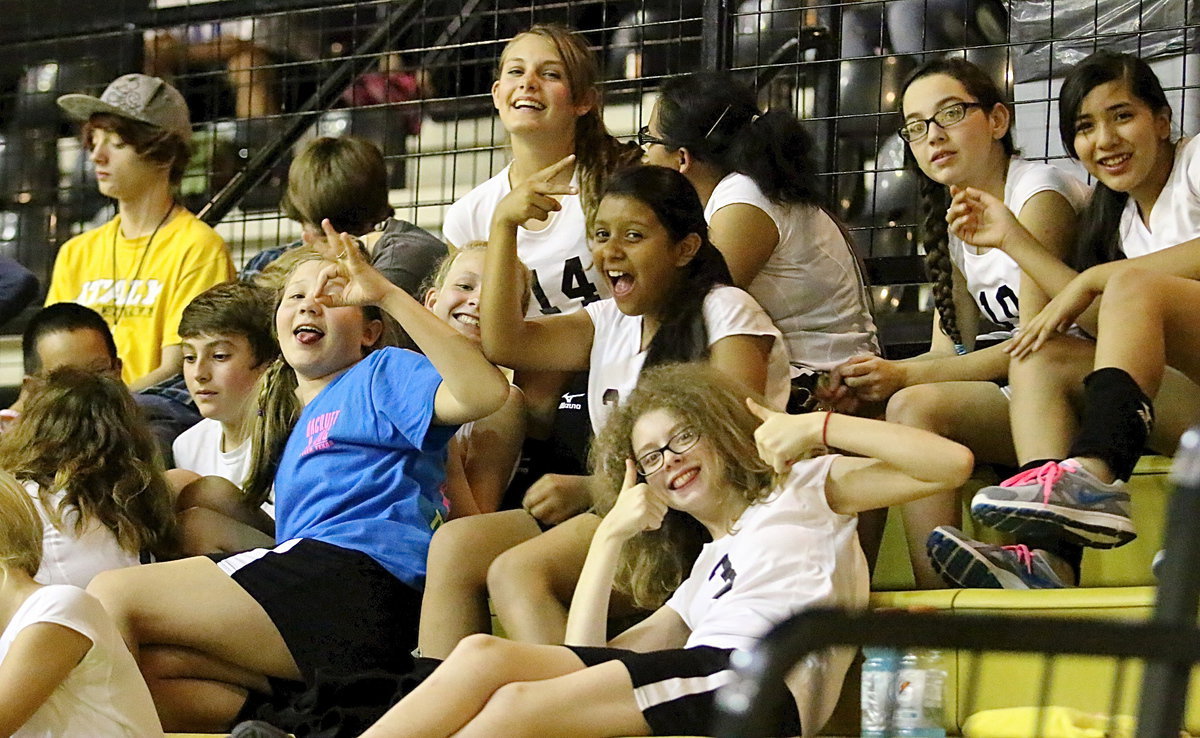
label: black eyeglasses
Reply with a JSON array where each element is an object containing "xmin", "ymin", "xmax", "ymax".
[
  {"xmin": 637, "ymin": 125, "xmax": 672, "ymax": 148},
  {"xmin": 898, "ymin": 101, "xmax": 985, "ymax": 143},
  {"xmin": 635, "ymin": 427, "xmax": 701, "ymax": 476}
]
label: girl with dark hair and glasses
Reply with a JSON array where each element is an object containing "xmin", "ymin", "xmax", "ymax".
[
  {"xmin": 641, "ymin": 71, "xmax": 878, "ymax": 391},
  {"xmin": 359, "ymin": 363, "xmax": 973, "ymax": 738},
  {"xmin": 824, "ymin": 57, "xmax": 1089, "ymax": 589}
]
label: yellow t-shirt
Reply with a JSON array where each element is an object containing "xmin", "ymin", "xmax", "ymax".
[{"xmin": 46, "ymin": 210, "xmax": 234, "ymax": 384}]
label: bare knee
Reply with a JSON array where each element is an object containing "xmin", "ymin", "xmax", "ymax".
[
  {"xmin": 471, "ymin": 681, "xmax": 548, "ymax": 736},
  {"xmin": 88, "ymin": 568, "xmax": 129, "ymax": 615},
  {"xmin": 87, "ymin": 568, "xmax": 140, "ymax": 648},
  {"xmin": 487, "ymin": 542, "xmax": 554, "ymax": 604},
  {"xmin": 1103, "ymin": 268, "xmax": 1163, "ymax": 318},
  {"xmin": 176, "ymin": 476, "xmax": 242, "ymax": 512},
  {"xmin": 442, "ymin": 633, "xmax": 517, "ymax": 672},
  {"xmin": 166, "ymin": 469, "xmax": 202, "ymax": 500},
  {"xmin": 1010, "ymin": 337, "xmax": 1089, "ymax": 385},
  {"xmin": 428, "ymin": 517, "xmax": 499, "ymax": 589},
  {"xmin": 885, "ymin": 384, "xmax": 954, "ymax": 433}
]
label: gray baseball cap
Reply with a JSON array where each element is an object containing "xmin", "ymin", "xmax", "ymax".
[{"xmin": 58, "ymin": 73, "xmax": 192, "ymax": 141}]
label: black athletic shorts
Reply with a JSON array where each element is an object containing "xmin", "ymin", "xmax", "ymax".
[
  {"xmin": 212, "ymin": 538, "xmax": 421, "ymax": 683},
  {"xmin": 569, "ymin": 644, "xmax": 802, "ymax": 737}
]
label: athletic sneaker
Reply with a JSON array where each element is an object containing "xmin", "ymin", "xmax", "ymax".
[
  {"xmin": 970, "ymin": 460, "xmax": 1136, "ymax": 548},
  {"xmin": 927, "ymin": 526, "xmax": 1073, "ymax": 589}
]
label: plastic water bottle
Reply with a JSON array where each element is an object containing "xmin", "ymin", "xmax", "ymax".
[
  {"xmin": 861, "ymin": 646, "xmax": 899, "ymax": 737},
  {"xmin": 894, "ymin": 649, "xmax": 947, "ymax": 738}
]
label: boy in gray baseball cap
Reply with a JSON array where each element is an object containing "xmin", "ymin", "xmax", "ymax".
[{"xmin": 46, "ymin": 73, "xmax": 233, "ymax": 392}]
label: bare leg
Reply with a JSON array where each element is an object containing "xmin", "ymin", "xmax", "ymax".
[
  {"xmin": 226, "ymin": 45, "xmax": 280, "ymax": 119},
  {"xmin": 886, "ymin": 381, "xmax": 1014, "ymax": 588},
  {"xmin": 416, "ymin": 510, "xmax": 541, "ymax": 659},
  {"xmin": 87, "ymin": 557, "xmax": 301, "ymax": 731},
  {"xmin": 1147, "ymin": 368, "xmax": 1200, "ymax": 457},
  {"xmin": 178, "ymin": 506, "xmax": 275, "ymax": 556},
  {"xmin": 140, "ymin": 645, "xmax": 270, "ymax": 731},
  {"xmin": 1094, "ymin": 269, "xmax": 1200, "ymax": 393},
  {"xmin": 166, "ymin": 468, "xmax": 202, "ymax": 502},
  {"xmin": 455, "ymin": 660, "xmax": 649, "ymax": 738},
  {"xmin": 488, "ymin": 513, "xmax": 599, "ymax": 644},
  {"xmin": 1008, "ymin": 335, "xmax": 1094, "ymax": 463},
  {"xmin": 177, "ymin": 476, "xmax": 274, "ymax": 532},
  {"xmin": 360, "ymin": 635, "xmax": 648, "ymax": 738}
]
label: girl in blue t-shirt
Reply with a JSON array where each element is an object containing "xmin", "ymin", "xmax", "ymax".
[{"xmin": 86, "ymin": 223, "xmax": 509, "ymax": 733}]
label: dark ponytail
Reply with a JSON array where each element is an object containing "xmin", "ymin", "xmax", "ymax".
[
  {"xmin": 600, "ymin": 166, "xmax": 734, "ymax": 370},
  {"xmin": 656, "ymin": 72, "xmax": 826, "ymax": 208},
  {"xmin": 900, "ymin": 56, "xmax": 1015, "ymax": 349},
  {"xmin": 1059, "ymin": 51, "xmax": 1171, "ymax": 269}
]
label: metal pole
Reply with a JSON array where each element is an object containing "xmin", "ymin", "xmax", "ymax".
[
  {"xmin": 1137, "ymin": 425, "xmax": 1200, "ymax": 737},
  {"xmin": 199, "ymin": 0, "xmax": 421, "ymax": 225},
  {"xmin": 700, "ymin": 0, "xmax": 730, "ymax": 72}
]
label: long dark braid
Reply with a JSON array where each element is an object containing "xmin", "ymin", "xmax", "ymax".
[
  {"xmin": 901, "ymin": 57, "xmax": 1016, "ymax": 351},
  {"xmin": 917, "ymin": 173, "xmax": 961, "ymax": 348}
]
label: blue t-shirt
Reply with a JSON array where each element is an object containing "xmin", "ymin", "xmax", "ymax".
[{"xmin": 274, "ymin": 347, "xmax": 453, "ymax": 588}]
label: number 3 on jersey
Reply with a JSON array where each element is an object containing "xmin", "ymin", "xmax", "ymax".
[{"xmin": 530, "ymin": 256, "xmax": 602, "ymax": 315}]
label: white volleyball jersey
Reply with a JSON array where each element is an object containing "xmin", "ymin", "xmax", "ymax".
[
  {"xmin": 666, "ymin": 453, "xmax": 869, "ymax": 731},
  {"xmin": 949, "ymin": 157, "xmax": 1090, "ymax": 336},
  {"xmin": 1120, "ymin": 137, "xmax": 1200, "ymax": 258},
  {"xmin": 583, "ymin": 285, "xmax": 791, "ymax": 434},
  {"xmin": 442, "ymin": 164, "xmax": 609, "ymax": 317}
]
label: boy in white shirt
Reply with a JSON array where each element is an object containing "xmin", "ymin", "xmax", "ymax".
[{"xmin": 169, "ymin": 281, "xmax": 278, "ymax": 554}]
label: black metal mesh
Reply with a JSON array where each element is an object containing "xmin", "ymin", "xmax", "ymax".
[{"xmin": 0, "ymin": 0, "xmax": 1196, "ymax": 350}]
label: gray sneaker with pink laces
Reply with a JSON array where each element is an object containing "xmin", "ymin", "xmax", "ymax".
[{"xmin": 970, "ymin": 460, "xmax": 1135, "ymax": 548}]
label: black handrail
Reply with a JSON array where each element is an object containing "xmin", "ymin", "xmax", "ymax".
[
  {"xmin": 712, "ymin": 608, "xmax": 1200, "ymax": 738},
  {"xmin": 198, "ymin": 0, "xmax": 422, "ymax": 225},
  {"xmin": 714, "ymin": 425, "xmax": 1200, "ymax": 738}
]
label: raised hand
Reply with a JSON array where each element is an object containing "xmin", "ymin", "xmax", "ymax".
[
  {"xmin": 599, "ymin": 459, "xmax": 669, "ymax": 542},
  {"xmin": 307, "ymin": 219, "xmax": 394, "ymax": 308},
  {"xmin": 946, "ymin": 185, "xmax": 1025, "ymax": 251},
  {"xmin": 1005, "ymin": 271, "xmax": 1100, "ymax": 359},
  {"xmin": 746, "ymin": 398, "xmax": 826, "ymax": 473},
  {"xmin": 492, "ymin": 154, "xmax": 579, "ymax": 231}
]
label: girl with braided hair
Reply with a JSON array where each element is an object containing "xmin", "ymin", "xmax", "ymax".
[{"xmin": 825, "ymin": 57, "xmax": 1088, "ymax": 588}]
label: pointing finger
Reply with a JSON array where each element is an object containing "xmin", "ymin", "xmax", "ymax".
[{"xmin": 534, "ymin": 154, "xmax": 577, "ymax": 183}]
